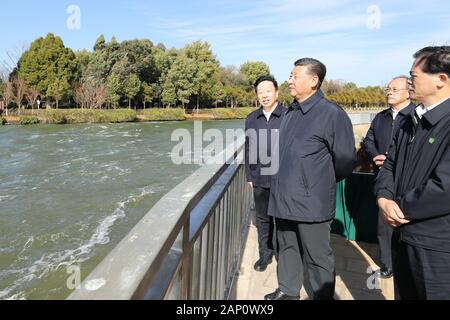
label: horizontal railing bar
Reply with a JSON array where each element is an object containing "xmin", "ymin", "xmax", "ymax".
[{"xmin": 189, "ymin": 162, "xmax": 242, "ymax": 243}]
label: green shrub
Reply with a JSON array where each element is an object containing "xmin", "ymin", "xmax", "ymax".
[
  {"xmin": 233, "ymin": 107, "xmax": 255, "ymax": 119},
  {"xmin": 205, "ymin": 107, "xmax": 255, "ymax": 119},
  {"xmin": 64, "ymin": 109, "xmax": 93, "ymax": 123},
  {"xmin": 208, "ymin": 108, "xmax": 235, "ymax": 119},
  {"xmin": 142, "ymin": 108, "xmax": 186, "ymax": 121},
  {"xmin": 20, "ymin": 116, "xmax": 40, "ymax": 125},
  {"xmin": 102, "ymin": 109, "xmax": 136, "ymax": 123},
  {"xmin": 45, "ymin": 109, "xmax": 137, "ymax": 124},
  {"xmin": 1, "ymin": 117, "xmax": 6, "ymax": 125},
  {"xmin": 43, "ymin": 110, "xmax": 66, "ymax": 124}
]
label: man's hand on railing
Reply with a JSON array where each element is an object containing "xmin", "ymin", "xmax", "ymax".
[
  {"xmin": 248, "ymin": 182, "xmax": 253, "ymax": 188},
  {"xmin": 377, "ymin": 197, "xmax": 410, "ymax": 228}
]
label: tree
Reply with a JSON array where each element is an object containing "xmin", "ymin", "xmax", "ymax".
[
  {"xmin": 123, "ymin": 74, "xmax": 141, "ymax": 109},
  {"xmin": 2, "ymin": 81, "xmax": 14, "ymax": 115},
  {"xmin": 240, "ymin": 61, "xmax": 271, "ymax": 87},
  {"xmin": 94, "ymin": 84, "xmax": 107, "ymax": 109},
  {"xmin": 209, "ymin": 80, "xmax": 226, "ymax": 108},
  {"xmin": 47, "ymin": 79, "xmax": 70, "ymax": 108},
  {"xmin": 75, "ymin": 49, "xmax": 91, "ymax": 79},
  {"xmin": 26, "ymin": 86, "xmax": 41, "ymax": 113},
  {"xmin": 278, "ymin": 81, "xmax": 293, "ymax": 106},
  {"xmin": 106, "ymin": 74, "xmax": 121, "ymax": 108},
  {"xmin": 142, "ymin": 82, "xmax": 154, "ymax": 109},
  {"xmin": 0, "ymin": 78, "xmax": 4, "ymax": 99},
  {"xmin": 94, "ymin": 34, "xmax": 106, "ymax": 51},
  {"xmin": 161, "ymin": 80, "xmax": 176, "ymax": 108},
  {"xmin": 164, "ymin": 54, "xmax": 195, "ymax": 109},
  {"xmin": 181, "ymin": 41, "xmax": 220, "ymax": 112},
  {"xmin": 240, "ymin": 61, "xmax": 271, "ymax": 107},
  {"xmin": 17, "ymin": 33, "xmax": 78, "ymax": 106},
  {"xmin": 153, "ymin": 47, "xmax": 178, "ymax": 107},
  {"xmin": 13, "ymin": 77, "xmax": 27, "ymax": 115}
]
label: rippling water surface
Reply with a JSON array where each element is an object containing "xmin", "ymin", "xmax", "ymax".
[{"xmin": 0, "ymin": 120, "xmax": 244, "ymax": 299}]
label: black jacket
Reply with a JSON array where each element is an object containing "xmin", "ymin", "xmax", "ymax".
[
  {"xmin": 363, "ymin": 103, "xmax": 416, "ymax": 161},
  {"xmin": 245, "ymin": 103, "xmax": 286, "ymax": 188},
  {"xmin": 375, "ymin": 98, "xmax": 450, "ymax": 252},
  {"xmin": 268, "ymin": 91, "xmax": 356, "ymax": 222}
]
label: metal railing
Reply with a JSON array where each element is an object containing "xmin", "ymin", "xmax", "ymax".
[{"xmin": 68, "ymin": 135, "xmax": 252, "ymax": 300}]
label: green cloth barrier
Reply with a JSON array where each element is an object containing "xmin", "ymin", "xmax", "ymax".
[{"xmin": 332, "ymin": 172, "xmax": 379, "ymax": 243}]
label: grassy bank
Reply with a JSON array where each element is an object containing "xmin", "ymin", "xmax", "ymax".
[
  {"xmin": 140, "ymin": 108, "xmax": 187, "ymax": 121},
  {"xmin": 1, "ymin": 107, "xmax": 255, "ymax": 126},
  {"xmin": 201, "ymin": 107, "xmax": 255, "ymax": 119}
]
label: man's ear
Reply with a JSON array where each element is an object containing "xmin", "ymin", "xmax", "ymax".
[
  {"xmin": 437, "ymin": 73, "xmax": 449, "ymax": 89},
  {"xmin": 311, "ymin": 75, "xmax": 319, "ymax": 90}
]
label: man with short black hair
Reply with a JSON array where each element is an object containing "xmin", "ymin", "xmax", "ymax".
[
  {"xmin": 245, "ymin": 75, "xmax": 285, "ymax": 272},
  {"xmin": 363, "ymin": 76, "xmax": 416, "ymax": 278},
  {"xmin": 375, "ymin": 46, "xmax": 450, "ymax": 299},
  {"xmin": 265, "ymin": 58, "xmax": 356, "ymax": 300}
]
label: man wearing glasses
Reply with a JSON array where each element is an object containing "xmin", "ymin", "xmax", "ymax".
[
  {"xmin": 363, "ymin": 76, "xmax": 416, "ymax": 279},
  {"xmin": 375, "ymin": 46, "xmax": 450, "ymax": 299}
]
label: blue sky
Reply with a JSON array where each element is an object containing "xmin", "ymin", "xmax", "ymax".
[{"xmin": 1, "ymin": 0, "xmax": 449, "ymax": 87}]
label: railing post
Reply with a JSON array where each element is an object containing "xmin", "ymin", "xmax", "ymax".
[{"xmin": 181, "ymin": 219, "xmax": 191, "ymax": 299}]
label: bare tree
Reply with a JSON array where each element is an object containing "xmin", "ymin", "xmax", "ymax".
[
  {"xmin": 3, "ymin": 81, "xmax": 14, "ymax": 116},
  {"xmin": 1, "ymin": 43, "xmax": 28, "ymax": 76},
  {"xmin": 94, "ymin": 84, "xmax": 107, "ymax": 109},
  {"xmin": 74, "ymin": 80, "xmax": 107, "ymax": 109},
  {"xmin": 13, "ymin": 77, "xmax": 27, "ymax": 116},
  {"xmin": 74, "ymin": 84, "xmax": 86, "ymax": 109},
  {"xmin": 26, "ymin": 86, "xmax": 41, "ymax": 114}
]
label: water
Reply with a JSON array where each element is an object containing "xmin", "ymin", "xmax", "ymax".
[{"xmin": 0, "ymin": 120, "xmax": 244, "ymax": 300}]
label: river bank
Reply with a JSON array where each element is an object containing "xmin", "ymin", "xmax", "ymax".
[{"xmin": 0, "ymin": 107, "xmax": 254, "ymax": 126}]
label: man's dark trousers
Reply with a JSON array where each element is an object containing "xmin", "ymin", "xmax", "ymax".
[
  {"xmin": 392, "ymin": 229, "xmax": 450, "ymax": 300},
  {"xmin": 275, "ymin": 218, "xmax": 335, "ymax": 299},
  {"xmin": 378, "ymin": 210, "xmax": 393, "ymax": 269},
  {"xmin": 253, "ymin": 186, "xmax": 275, "ymax": 262}
]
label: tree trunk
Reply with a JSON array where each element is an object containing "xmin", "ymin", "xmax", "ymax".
[
  {"xmin": 196, "ymin": 95, "xmax": 199, "ymax": 113},
  {"xmin": 56, "ymin": 100, "xmax": 59, "ymax": 109},
  {"xmin": 128, "ymin": 99, "xmax": 131, "ymax": 109}
]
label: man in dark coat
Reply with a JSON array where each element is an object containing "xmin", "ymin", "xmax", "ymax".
[
  {"xmin": 245, "ymin": 75, "xmax": 286, "ymax": 272},
  {"xmin": 363, "ymin": 76, "xmax": 416, "ymax": 278},
  {"xmin": 265, "ymin": 58, "xmax": 356, "ymax": 300},
  {"xmin": 375, "ymin": 46, "xmax": 450, "ymax": 299}
]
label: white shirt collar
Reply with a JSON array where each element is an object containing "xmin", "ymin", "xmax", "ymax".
[
  {"xmin": 262, "ymin": 109, "xmax": 272, "ymax": 121},
  {"xmin": 391, "ymin": 108, "xmax": 399, "ymax": 120}
]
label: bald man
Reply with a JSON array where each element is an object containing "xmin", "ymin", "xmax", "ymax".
[{"xmin": 363, "ymin": 76, "xmax": 416, "ymax": 278}]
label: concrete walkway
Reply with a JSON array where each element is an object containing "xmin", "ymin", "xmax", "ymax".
[{"xmin": 232, "ymin": 217, "xmax": 394, "ymax": 300}]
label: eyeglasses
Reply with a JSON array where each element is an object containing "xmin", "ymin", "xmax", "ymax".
[
  {"xmin": 289, "ymin": 74, "xmax": 303, "ymax": 80},
  {"xmin": 384, "ymin": 87, "xmax": 408, "ymax": 93},
  {"xmin": 289, "ymin": 73, "xmax": 315, "ymax": 81}
]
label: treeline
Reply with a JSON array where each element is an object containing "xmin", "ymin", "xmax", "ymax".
[{"xmin": 0, "ymin": 33, "xmax": 388, "ymax": 115}]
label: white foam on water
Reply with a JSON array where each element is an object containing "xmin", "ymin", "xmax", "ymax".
[{"xmin": 0, "ymin": 185, "xmax": 157, "ymax": 300}]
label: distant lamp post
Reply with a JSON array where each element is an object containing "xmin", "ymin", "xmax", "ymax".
[{"xmin": 37, "ymin": 99, "xmax": 41, "ymax": 110}]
